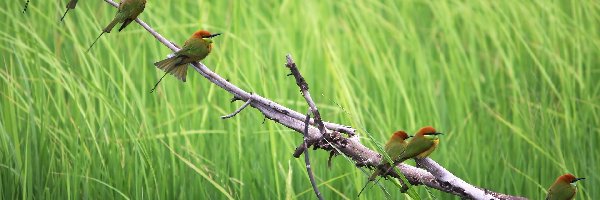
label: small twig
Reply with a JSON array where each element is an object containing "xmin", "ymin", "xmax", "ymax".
[
  {"xmin": 292, "ymin": 144, "xmax": 307, "ymax": 158},
  {"xmin": 286, "ymin": 55, "xmax": 327, "ymax": 134},
  {"xmin": 230, "ymin": 96, "xmax": 242, "ymax": 102},
  {"xmin": 221, "ymin": 99, "xmax": 253, "ymax": 119},
  {"xmin": 285, "ymin": 54, "xmax": 328, "ymax": 151},
  {"xmin": 327, "ymin": 151, "xmax": 336, "ymax": 168},
  {"xmin": 302, "ymin": 113, "xmax": 323, "ymax": 200}
]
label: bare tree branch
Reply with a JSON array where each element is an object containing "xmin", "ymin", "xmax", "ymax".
[
  {"xmin": 285, "ymin": 54, "xmax": 328, "ymax": 138},
  {"xmin": 415, "ymin": 158, "xmax": 527, "ymax": 200},
  {"xmin": 285, "ymin": 54, "xmax": 333, "ymax": 158},
  {"xmin": 221, "ymin": 99, "xmax": 252, "ymax": 119},
  {"xmin": 302, "ymin": 113, "xmax": 324, "ymax": 200},
  {"xmin": 100, "ymin": 1, "xmax": 528, "ymax": 199}
]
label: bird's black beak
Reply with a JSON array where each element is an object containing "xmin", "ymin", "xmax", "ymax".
[
  {"xmin": 573, "ymin": 177, "xmax": 586, "ymax": 183},
  {"xmin": 434, "ymin": 132, "xmax": 443, "ymax": 135},
  {"xmin": 204, "ymin": 33, "xmax": 222, "ymax": 38},
  {"xmin": 407, "ymin": 135, "xmax": 414, "ymax": 138}
]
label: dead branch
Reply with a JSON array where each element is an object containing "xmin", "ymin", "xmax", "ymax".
[
  {"xmin": 285, "ymin": 54, "xmax": 332, "ymax": 158},
  {"xmin": 285, "ymin": 54, "xmax": 328, "ymax": 139},
  {"xmin": 302, "ymin": 113, "xmax": 324, "ymax": 200},
  {"xmin": 221, "ymin": 99, "xmax": 252, "ymax": 119},
  {"xmin": 100, "ymin": 0, "xmax": 528, "ymax": 199}
]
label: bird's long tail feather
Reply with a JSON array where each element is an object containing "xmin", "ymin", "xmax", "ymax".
[
  {"xmin": 118, "ymin": 19, "xmax": 134, "ymax": 32},
  {"xmin": 60, "ymin": 9, "xmax": 71, "ymax": 22},
  {"xmin": 150, "ymin": 56, "xmax": 187, "ymax": 93},
  {"xmin": 368, "ymin": 170, "xmax": 380, "ymax": 181},
  {"xmin": 358, "ymin": 166, "xmax": 387, "ymax": 197},
  {"xmin": 154, "ymin": 56, "xmax": 187, "ymax": 81},
  {"xmin": 150, "ymin": 72, "xmax": 169, "ymax": 93},
  {"xmin": 86, "ymin": 17, "xmax": 120, "ymax": 52},
  {"xmin": 60, "ymin": 0, "xmax": 78, "ymax": 20},
  {"xmin": 86, "ymin": 32, "xmax": 104, "ymax": 52},
  {"xmin": 66, "ymin": 0, "xmax": 78, "ymax": 9},
  {"xmin": 103, "ymin": 18, "xmax": 120, "ymax": 33}
]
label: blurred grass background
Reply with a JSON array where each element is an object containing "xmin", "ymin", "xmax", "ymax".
[{"xmin": 1, "ymin": 0, "xmax": 599, "ymax": 199}]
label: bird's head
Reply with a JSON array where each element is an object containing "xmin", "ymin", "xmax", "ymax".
[
  {"xmin": 391, "ymin": 130, "xmax": 412, "ymax": 141},
  {"xmin": 192, "ymin": 30, "xmax": 222, "ymax": 41},
  {"xmin": 416, "ymin": 126, "xmax": 443, "ymax": 136},
  {"xmin": 559, "ymin": 174, "xmax": 585, "ymax": 184}
]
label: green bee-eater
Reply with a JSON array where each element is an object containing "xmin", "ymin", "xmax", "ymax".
[
  {"xmin": 368, "ymin": 130, "xmax": 411, "ymax": 181},
  {"xmin": 86, "ymin": 0, "xmax": 147, "ymax": 52},
  {"xmin": 546, "ymin": 174, "xmax": 585, "ymax": 200},
  {"xmin": 60, "ymin": 0, "xmax": 78, "ymax": 21},
  {"xmin": 150, "ymin": 30, "xmax": 221, "ymax": 93},
  {"xmin": 358, "ymin": 130, "xmax": 411, "ymax": 196},
  {"xmin": 373, "ymin": 126, "xmax": 443, "ymax": 180},
  {"xmin": 398, "ymin": 126, "xmax": 442, "ymax": 161}
]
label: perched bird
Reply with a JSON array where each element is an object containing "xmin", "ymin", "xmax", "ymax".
[
  {"xmin": 358, "ymin": 130, "xmax": 412, "ymax": 196},
  {"xmin": 398, "ymin": 126, "xmax": 442, "ymax": 161},
  {"xmin": 60, "ymin": 0, "xmax": 79, "ymax": 21},
  {"xmin": 368, "ymin": 130, "xmax": 412, "ymax": 181},
  {"xmin": 546, "ymin": 174, "xmax": 585, "ymax": 200},
  {"xmin": 150, "ymin": 30, "xmax": 221, "ymax": 93},
  {"xmin": 86, "ymin": 0, "xmax": 147, "ymax": 52},
  {"xmin": 359, "ymin": 127, "xmax": 441, "ymax": 196},
  {"xmin": 376, "ymin": 126, "xmax": 442, "ymax": 178}
]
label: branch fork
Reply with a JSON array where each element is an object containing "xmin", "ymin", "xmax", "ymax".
[{"xmin": 221, "ymin": 99, "xmax": 252, "ymax": 119}]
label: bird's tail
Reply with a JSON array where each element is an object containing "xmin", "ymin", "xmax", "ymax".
[
  {"xmin": 60, "ymin": 9, "xmax": 71, "ymax": 22},
  {"xmin": 150, "ymin": 56, "xmax": 187, "ymax": 93},
  {"xmin": 380, "ymin": 160, "xmax": 403, "ymax": 177},
  {"xmin": 86, "ymin": 32, "xmax": 105, "ymax": 52},
  {"xmin": 118, "ymin": 19, "xmax": 134, "ymax": 32},
  {"xmin": 60, "ymin": 1, "xmax": 77, "ymax": 21},
  {"xmin": 358, "ymin": 171, "xmax": 379, "ymax": 197},
  {"xmin": 103, "ymin": 18, "xmax": 120, "ymax": 33},
  {"xmin": 154, "ymin": 56, "xmax": 187, "ymax": 82},
  {"xmin": 66, "ymin": 0, "xmax": 78, "ymax": 9},
  {"xmin": 368, "ymin": 169, "xmax": 380, "ymax": 181}
]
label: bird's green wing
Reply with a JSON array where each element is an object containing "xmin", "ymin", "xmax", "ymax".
[
  {"xmin": 115, "ymin": 0, "xmax": 145, "ymax": 20},
  {"xmin": 398, "ymin": 137, "xmax": 433, "ymax": 161},
  {"xmin": 176, "ymin": 38, "xmax": 210, "ymax": 61},
  {"xmin": 549, "ymin": 183, "xmax": 576, "ymax": 200},
  {"xmin": 384, "ymin": 142, "xmax": 405, "ymax": 160}
]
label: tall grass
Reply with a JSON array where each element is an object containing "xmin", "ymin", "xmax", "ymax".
[{"xmin": 1, "ymin": 0, "xmax": 599, "ymax": 199}]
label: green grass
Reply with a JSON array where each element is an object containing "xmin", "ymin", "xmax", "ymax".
[{"xmin": 2, "ymin": 0, "xmax": 599, "ymax": 199}]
